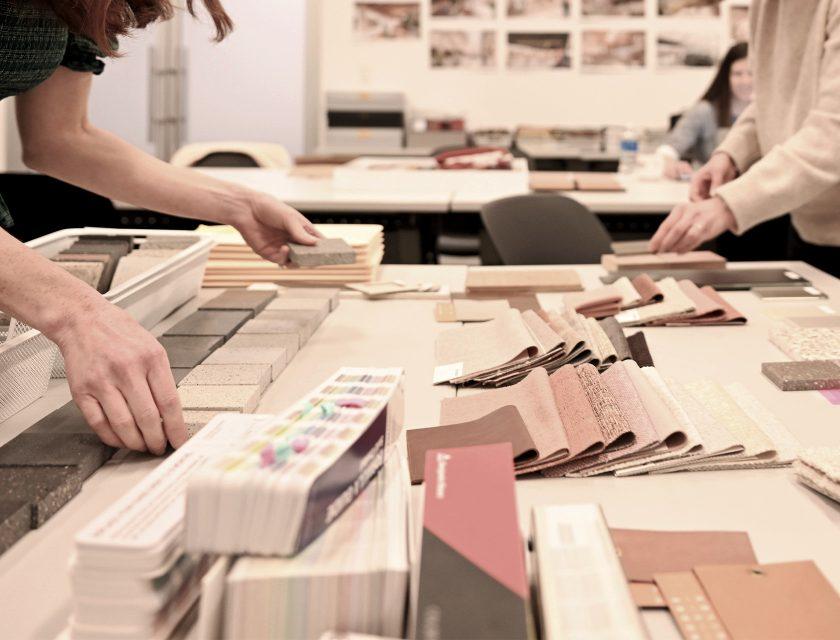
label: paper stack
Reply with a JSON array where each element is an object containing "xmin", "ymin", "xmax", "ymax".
[
  {"xmin": 185, "ymin": 368, "xmax": 404, "ymax": 557},
  {"xmin": 68, "ymin": 414, "xmax": 273, "ymax": 640},
  {"xmin": 223, "ymin": 451, "xmax": 410, "ymax": 640},
  {"xmin": 199, "ymin": 224, "xmax": 384, "ymax": 287}
]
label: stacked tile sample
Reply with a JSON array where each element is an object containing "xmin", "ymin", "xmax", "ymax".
[
  {"xmin": 762, "ymin": 360, "xmax": 840, "ymax": 391},
  {"xmin": 794, "ymin": 447, "xmax": 840, "ymax": 503}
]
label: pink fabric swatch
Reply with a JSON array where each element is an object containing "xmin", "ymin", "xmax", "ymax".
[{"xmin": 821, "ymin": 389, "xmax": 840, "ymax": 405}]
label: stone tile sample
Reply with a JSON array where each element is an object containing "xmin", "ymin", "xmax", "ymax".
[
  {"xmin": 762, "ymin": 360, "xmax": 840, "ymax": 391},
  {"xmin": 55, "ymin": 261, "xmax": 105, "ymax": 289},
  {"xmin": 68, "ymin": 239, "xmax": 132, "ymax": 260},
  {"xmin": 171, "ymin": 368, "xmax": 192, "ymax": 384},
  {"xmin": 253, "ymin": 309, "xmax": 321, "ymax": 341},
  {"xmin": 183, "ymin": 411, "xmax": 235, "ymax": 438},
  {"xmin": 157, "ymin": 335, "xmax": 224, "ymax": 369},
  {"xmin": 137, "ymin": 237, "xmax": 197, "ymax": 250},
  {"xmin": 0, "ymin": 500, "xmax": 30, "ymax": 554},
  {"xmin": 129, "ymin": 249, "xmax": 180, "ymax": 258},
  {"xmin": 53, "ymin": 253, "xmax": 115, "ymax": 293},
  {"xmin": 178, "ymin": 384, "xmax": 261, "ymax": 413},
  {"xmin": 226, "ymin": 333, "xmax": 299, "ymax": 360},
  {"xmin": 199, "ymin": 289, "xmax": 277, "ymax": 314},
  {"xmin": 111, "ymin": 255, "xmax": 169, "ymax": 288},
  {"xmin": 0, "ymin": 433, "xmax": 114, "ymax": 480},
  {"xmin": 264, "ymin": 298, "xmax": 330, "ymax": 324},
  {"xmin": 238, "ymin": 317, "xmax": 310, "ymax": 345},
  {"xmin": 27, "ymin": 402, "xmax": 93, "ymax": 435},
  {"xmin": 277, "ymin": 287, "xmax": 341, "ymax": 310},
  {"xmin": 164, "ymin": 310, "xmax": 252, "ymax": 340},
  {"xmin": 288, "ymin": 238, "xmax": 355, "ymax": 267},
  {"xmin": 180, "ymin": 363, "xmax": 272, "ymax": 393},
  {"xmin": 0, "ymin": 467, "xmax": 82, "ymax": 528},
  {"xmin": 202, "ymin": 346, "xmax": 287, "ymax": 380}
]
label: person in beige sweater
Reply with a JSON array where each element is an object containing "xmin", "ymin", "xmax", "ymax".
[{"xmin": 650, "ymin": 0, "xmax": 840, "ymax": 276}]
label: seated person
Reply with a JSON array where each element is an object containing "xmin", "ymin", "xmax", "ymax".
[{"xmin": 658, "ymin": 42, "xmax": 752, "ymax": 180}]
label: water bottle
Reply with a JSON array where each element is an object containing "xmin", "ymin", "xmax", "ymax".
[{"xmin": 619, "ymin": 127, "xmax": 640, "ymax": 174}]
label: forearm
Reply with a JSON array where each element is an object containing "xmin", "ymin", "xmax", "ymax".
[{"xmin": 0, "ymin": 229, "xmax": 103, "ymax": 341}]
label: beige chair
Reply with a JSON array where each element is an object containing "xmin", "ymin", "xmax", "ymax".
[{"xmin": 170, "ymin": 142, "xmax": 293, "ymax": 169}]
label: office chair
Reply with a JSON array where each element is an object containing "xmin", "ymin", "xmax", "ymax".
[
  {"xmin": 480, "ymin": 193, "xmax": 612, "ymax": 265},
  {"xmin": 668, "ymin": 113, "xmax": 683, "ymax": 132},
  {"xmin": 170, "ymin": 142, "xmax": 293, "ymax": 169}
]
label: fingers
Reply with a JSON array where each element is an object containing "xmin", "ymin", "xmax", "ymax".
[
  {"xmin": 689, "ymin": 169, "xmax": 712, "ymax": 202},
  {"xmin": 300, "ymin": 216, "xmax": 324, "ymax": 239},
  {"xmin": 649, "ymin": 204, "xmax": 685, "ymax": 253},
  {"xmin": 97, "ymin": 387, "xmax": 147, "ymax": 452},
  {"xmin": 122, "ymin": 375, "xmax": 167, "ymax": 456},
  {"xmin": 677, "ymin": 162, "xmax": 693, "ymax": 179},
  {"xmin": 709, "ymin": 166, "xmax": 727, "ymax": 195},
  {"xmin": 74, "ymin": 394, "xmax": 125, "ymax": 449},
  {"xmin": 287, "ymin": 215, "xmax": 320, "ymax": 245},
  {"xmin": 672, "ymin": 217, "xmax": 707, "ymax": 253},
  {"xmin": 148, "ymin": 361, "xmax": 187, "ymax": 449}
]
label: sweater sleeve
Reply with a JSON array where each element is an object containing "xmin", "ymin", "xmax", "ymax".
[
  {"xmin": 715, "ymin": 102, "xmax": 761, "ymax": 173},
  {"xmin": 716, "ymin": 4, "xmax": 840, "ymax": 234},
  {"xmin": 664, "ymin": 101, "xmax": 715, "ymax": 160}
]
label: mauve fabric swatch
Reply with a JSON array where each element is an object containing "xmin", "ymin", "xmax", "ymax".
[
  {"xmin": 631, "ymin": 274, "xmax": 663, "ymax": 304},
  {"xmin": 627, "ymin": 332, "xmax": 655, "ymax": 367},
  {"xmin": 564, "ymin": 287, "xmax": 623, "ymax": 318},
  {"xmin": 548, "ymin": 366, "xmax": 605, "ymax": 460},
  {"xmin": 599, "ymin": 317, "xmax": 632, "ymax": 361},
  {"xmin": 615, "ymin": 277, "xmax": 696, "ymax": 326},
  {"xmin": 439, "ymin": 368, "xmax": 569, "ymax": 473},
  {"xmin": 586, "ymin": 318, "xmax": 618, "ymax": 367}
]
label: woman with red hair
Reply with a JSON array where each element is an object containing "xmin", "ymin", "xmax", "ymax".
[{"xmin": 0, "ymin": 1, "xmax": 320, "ymax": 454}]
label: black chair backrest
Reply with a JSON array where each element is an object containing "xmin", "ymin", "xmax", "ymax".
[
  {"xmin": 480, "ymin": 193, "xmax": 612, "ymax": 265},
  {"xmin": 669, "ymin": 112, "xmax": 683, "ymax": 132},
  {"xmin": 190, "ymin": 152, "xmax": 260, "ymax": 168}
]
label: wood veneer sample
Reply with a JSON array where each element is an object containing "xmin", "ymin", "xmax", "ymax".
[
  {"xmin": 528, "ymin": 171, "xmax": 576, "ymax": 192},
  {"xmin": 601, "ymin": 250, "xmax": 725, "ymax": 272},
  {"xmin": 574, "ymin": 173, "xmax": 625, "ymax": 192},
  {"xmin": 465, "ymin": 267, "xmax": 582, "ymax": 293}
]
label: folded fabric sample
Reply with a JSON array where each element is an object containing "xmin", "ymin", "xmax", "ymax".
[
  {"xmin": 465, "ymin": 266, "xmax": 582, "ymax": 293},
  {"xmin": 652, "ymin": 282, "xmax": 747, "ymax": 326},
  {"xmin": 762, "ymin": 360, "xmax": 840, "ymax": 391},
  {"xmin": 602, "ymin": 251, "xmax": 725, "ymax": 272},
  {"xmin": 434, "ymin": 299, "xmax": 510, "ymax": 323},
  {"xmin": 794, "ymin": 446, "xmax": 840, "ymax": 503},
  {"xmin": 602, "ymin": 268, "xmax": 810, "ymax": 290},
  {"xmin": 599, "ymin": 317, "xmax": 632, "ymax": 362},
  {"xmin": 563, "ymin": 286, "xmax": 623, "ymax": 319},
  {"xmin": 769, "ymin": 324, "xmax": 840, "ymax": 361},
  {"xmin": 614, "ymin": 278, "xmax": 695, "ymax": 326},
  {"xmin": 630, "ymin": 273, "xmax": 663, "ymax": 305},
  {"xmin": 627, "ymin": 331, "xmax": 654, "ymax": 367},
  {"xmin": 406, "ymin": 406, "xmax": 536, "ymax": 483}
]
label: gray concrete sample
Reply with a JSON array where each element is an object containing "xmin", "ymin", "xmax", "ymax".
[
  {"xmin": 226, "ymin": 333, "xmax": 299, "ymax": 360},
  {"xmin": 111, "ymin": 255, "xmax": 170, "ymax": 288},
  {"xmin": 199, "ymin": 289, "xmax": 277, "ymax": 314},
  {"xmin": 0, "ymin": 467, "xmax": 82, "ymax": 528},
  {"xmin": 253, "ymin": 309, "xmax": 322, "ymax": 341},
  {"xmin": 164, "ymin": 310, "xmax": 252, "ymax": 340},
  {"xmin": 238, "ymin": 317, "xmax": 310, "ymax": 344},
  {"xmin": 172, "ymin": 368, "xmax": 192, "ymax": 384},
  {"xmin": 265, "ymin": 298, "xmax": 330, "ymax": 324},
  {"xmin": 180, "ymin": 363, "xmax": 272, "ymax": 393},
  {"xmin": 158, "ymin": 335, "xmax": 224, "ymax": 369},
  {"xmin": 288, "ymin": 238, "xmax": 355, "ymax": 267},
  {"xmin": 27, "ymin": 402, "xmax": 93, "ymax": 435},
  {"xmin": 183, "ymin": 411, "xmax": 235, "ymax": 438},
  {"xmin": 277, "ymin": 287, "xmax": 341, "ymax": 310},
  {"xmin": 137, "ymin": 237, "xmax": 198, "ymax": 251},
  {"xmin": 69, "ymin": 238, "xmax": 132, "ymax": 259},
  {"xmin": 202, "ymin": 346, "xmax": 287, "ymax": 380},
  {"xmin": 53, "ymin": 253, "xmax": 115, "ymax": 293},
  {"xmin": 0, "ymin": 500, "xmax": 30, "ymax": 554},
  {"xmin": 178, "ymin": 384, "xmax": 261, "ymax": 413},
  {"xmin": 55, "ymin": 261, "xmax": 105, "ymax": 289},
  {"xmin": 0, "ymin": 433, "xmax": 114, "ymax": 480},
  {"xmin": 762, "ymin": 360, "xmax": 840, "ymax": 391}
]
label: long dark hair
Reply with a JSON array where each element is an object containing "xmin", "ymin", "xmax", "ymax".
[
  {"xmin": 38, "ymin": 1, "xmax": 232, "ymax": 56},
  {"xmin": 701, "ymin": 42, "xmax": 749, "ymax": 127}
]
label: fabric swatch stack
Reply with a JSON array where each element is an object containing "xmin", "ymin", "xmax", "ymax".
[
  {"xmin": 222, "ymin": 451, "xmax": 410, "ymax": 640},
  {"xmin": 433, "ymin": 307, "xmax": 651, "ymax": 386},
  {"xmin": 414, "ymin": 361, "xmax": 798, "ymax": 478},
  {"xmin": 794, "ymin": 447, "xmax": 840, "ymax": 503},
  {"xmin": 199, "ymin": 224, "xmax": 384, "ymax": 287},
  {"xmin": 561, "ymin": 274, "xmax": 746, "ymax": 325}
]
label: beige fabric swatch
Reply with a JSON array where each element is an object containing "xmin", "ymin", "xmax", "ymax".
[
  {"xmin": 615, "ymin": 277, "xmax": 696, "ymax": 327},
  {"xmin": 614, "ymin": 276, "xmax": 643, "ymax": 309},
  {"xmin": 434, "ymin": 299, "xmax": 510, "ymax": 322},
  {"xmin": 725, "ymin": 382, "xmax": 800, "ymax": 463},
  {"xmin": 586, "ymin": 318, "xmax": 618, "ymax": 368},
  {"xmin": 439, "ymin": 368, "xmax": 569, "ymax": 472}
]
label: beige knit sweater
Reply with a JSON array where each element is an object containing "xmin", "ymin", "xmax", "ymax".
[{"xmin": 716, "ymin": 0, "xmax": 840, "ymax": 246}]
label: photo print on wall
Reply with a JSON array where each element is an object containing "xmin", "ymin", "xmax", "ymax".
[
  {"xmin": 657, "ymin": 31, "xmax": 720, "ymax": 68},
  {"xmin": 507, "ymin": 0, "xmax": 571, "ymax": 18},
  {"xmin": 507, "ymin": 32, "xmax": 572, "ymax": 69},
  {"xmin": 582, "ymin": 30, "xmax": 646, "ymax": 69},
  {"xmin": 353, "ymin": 2, "xmax": 421, "ymax": 40},
  {"xmin": 581, "ymin": 0, "xmax": 645, "ymax": 17},
  {"xmin": 430, "ymin": 30, "xmax": 497, "ymax": 68},
  {"xmin": 431, "ymin": 0, "xmax": 497, "ymax": 18},
  {"xmin": 659, "ymin": 0, "xmax": 721, "ymax": 17}
]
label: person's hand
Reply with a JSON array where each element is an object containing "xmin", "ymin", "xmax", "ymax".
[
  {"xmin": 649, "ymin": 196, "xmax": 737, "ymax": 254},
  {"xmin": 53, "ymin": 301, "xmax": 186, "ymax": 455},
  {"xmin": 234, "ymin": 193, "xmax": 322, "ymax": 264},
  {"xmin": 663, "ymin": 158, "xmax": 694, "ymax": 181},
  {"xmin": 689, "ymin": 152, "xmax": 739, "ymax": 202}
]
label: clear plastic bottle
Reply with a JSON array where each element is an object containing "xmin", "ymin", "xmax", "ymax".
[{"xmin": 618, "ymin": 127, "xmax": 640, "ymax": 174}]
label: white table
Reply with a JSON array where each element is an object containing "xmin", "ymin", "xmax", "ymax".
[{"xmin": 1, "ymin": 262, "xmax": 837, "ymax": 639}]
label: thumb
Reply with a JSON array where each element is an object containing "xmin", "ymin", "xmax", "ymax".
[{"xmin": 287, "ymin": 217, "xmax": 320, "ymax": 245}]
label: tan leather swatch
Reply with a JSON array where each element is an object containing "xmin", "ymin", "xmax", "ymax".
[{"xmin": 631, "ymin": 274, "xmax": 663, "ymax": 304}]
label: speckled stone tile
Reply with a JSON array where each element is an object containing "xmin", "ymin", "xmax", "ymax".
[
  {"xmin": 0, "ymin": 500, "xmax": 30, "ymax": 554},
  {"xmin": 264, "ymin": 298, "xmax": 330, "ymax": 324},
  {"xmin": 769, "ymin": 326, "xmax": 840, "ymax": 361},
  {"xmin": 157, "ymin": 335, "xmax": 225, "ymax": 369},
  {"xmin": 762, "ymin": 360, "xmax": 840, "ymax": 391},
  {"xmin": 226, "ymin": 333, "xmax": 299, "ymax": 359},
  {"xmin": 177, "ymin": 384, "xmax": 261, "ymax": 413},
  {"xmin": 53, "ymin": 253, "xmax": 115, "ymax": 293},
  {"xmin": 202, "ymin": 346, "xmax": 287, "ymax": 380},
  {"xmin": 288, "ymin": 238, "xmax": 355, "ymax": 267},
  {"xmin": 137, "ymin": 237, "xmax": 197, "ymax": 251},
  {"xmin": 199, "ymin": 289, "xmax": 276, "ymax": 314},
  {"xmin": 111, "ymin": 255, "xmax": 169, "ymax": 288},
  {"xmin": 255, "ymin": 309, "xmax": 321, "ymax": 341},
  {"xmin": 238, "ymin": 317, "xmax": 310, "ymax": 344},
  {"xmin": 54, "ymin": 261, "xmax": 105, "ymax": 289},
  {"xmin": 164, "ymin": 310, "xmax": 252, "ymax": 340},
  {"xmin": 277, "ymin": 287, "xmax": 341, "ymax": 310},
  {"xmin": 183, "ymin": 411, "xmax": 235, "ymax": 438},
  {"xmin": 171, "ymin": 368, "xmax": 192, "ymax": 384},
  {"xmin": 26, "ymin": 402, "xmax": 92, "ymax": 435},
  {"xmin": 0, "ymin": 433, "xmax": 114, "ymax": 480},
  {"xmin": 0, "ymin": 467, "xmax": 82, "ymax": 528},
  {"xmin": 179, "ymin": 363, "xmax": 272, "ymax": 393}
]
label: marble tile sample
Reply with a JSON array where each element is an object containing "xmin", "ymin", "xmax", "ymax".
[
  {"xmin": 0, "ymin": 433, "xmax": 114, "ymax": 480},
  {"xmin": 762, "ymin": 360, "xmax": 840, "ymax": 391},
  {"xmin": 164, "ymin": 310, "xmax": 252, "ymax": 340},
  {"xmin": 199, "ymin": 289, "xmax": 277, "ymax": 314},
  {"xmin": 288, "ymin": 238, "xmax": 355, "ymax": 267},
  {"xmin": 202, "ymin": 346, "xmax": 287, "ymax": 380},
  {"xmin": 0, "ymin": 500, "xmax": 30, "ymax": 554},
  {"xmin": 177, "ymin": 384, "xmax": 261, "ymax": 413},
  {"xmin": 0, "ymin": 467, "xmax": 82, "ymax": 528},
  {"xmin": 226, "ymin": 333, "xmax": 299, "ymax": 360},
  {"xmin": 157, "ymin": 335, "xmax": 224, "ymax": 369},
  {"xmin": 180, "ymin": 363, "xmax": 272, "ymax": 393}
]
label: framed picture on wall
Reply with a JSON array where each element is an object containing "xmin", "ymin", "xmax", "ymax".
[
  {"xmin": 431, "ymin": 0, "xmax": 497, "ymax": 18},
  {"xmin": 729, "ymin": 4, "xmax": 750, "ymax": 41},
  {"xmin": 430, "ymin": 30, "xmax": 498, "ymax": 67},
  {"xmin": 507, "ymin": 0, "xmax": 571, "ymax": 18},
  {"xmin": 581, "ymin": 30, "xmax": 646, "ymax": 69},
  {"xmin": 507, "ymin": 32, "xmax": 572, "ymax": 69},
  {"xmin": 658, "ymin": 0, "xmax": 721, "ymax": 17},
  {"xmin": 353, "ymin": 2, "xmax": 422, "ymax": 40},
  {"xmin": 581, "ymin": 0, "xmax": 645, "ymax": 17},
  {"xmin": 657, "ymin": 31, "xmax": 720, "ymax": 68}
]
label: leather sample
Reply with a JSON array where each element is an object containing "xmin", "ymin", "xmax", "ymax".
[
  {"xmin": 406, "ymin": 406, "xmax": 537, "ymax": 483},
  {"xmin": 288, "ymin": 238, "xmax": 356, "ymax": 267},
  {"xmin": 164, "ymin": 310, "xmax": 252, "ymax": 340},
  {"xmin": 226, "ymin": 332, "xmax": 300, "ymax": 360},
  {"xmin": 769, "ymin": 325, "xmax": 840, "ymax": 361},
  {"xmin": 157, "ymin": 335, "xmax": 225, "ymax": 369},
  {"xmin": 602, "ymin": 268, "xmax": 810, "ymax": 290},
  {"xmin": 0, "ymin": 467, "xmax": 82, "ymax": 528},
  {"xmin": 179, "ymin": 363, "xmax": 272, "ymax": 393},
  {"xmin": 199, "ymin": 289, "xmax": 276, "ymax": 314},
  {"xmin": 599, "ymin": 317, "xmax": 632, "ymax": 361},
  {"xmin": 0, "ymin": 500, "xmax": 30, "ymax": 554},
  {"xmin": 177, "ymin": 384, "xmax": 261, "ymax": 413},
  {"xmin": 601, "ymin": 250, "xmax": 725, "ymax": 272},
  {"xmin": 627, "ymin": 331, "xmax": 654, "ymax": 367},
  {"xmin": 795, "ymin": 446, "xmax": 840, "ymax": 502},
  {"xmin": 0, "ymin": 433, "xmax": 114, "ymax": 481},
  {"xmin": 762, "ymin": 360, "xmax": 840, "ymax": 391},
  {"xmin": 693, "ymin": 562, "xmax": 840, "ymax": 640},
  {"xmin": 465, "ymin": 267, "xmax": 582, "ymax": 293}
]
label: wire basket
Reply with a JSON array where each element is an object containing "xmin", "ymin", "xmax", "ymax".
[{"xmin": 0, "ymin": 318, "xmax": 57, "ymax": 423}]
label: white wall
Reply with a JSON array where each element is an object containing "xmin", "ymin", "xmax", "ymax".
[{"xmin": 320, "ymin": 0, "xmax": 746, "ymax": 133}]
